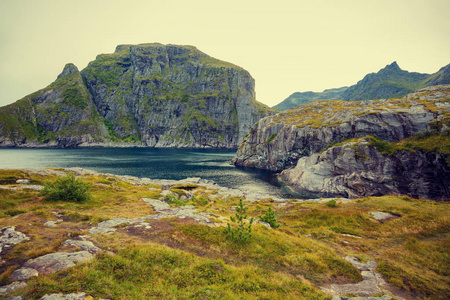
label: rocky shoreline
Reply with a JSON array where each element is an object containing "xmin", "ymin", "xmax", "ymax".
[{"xmin": 233, "ymin": 85, "xmax": 450, "ymax": 201}]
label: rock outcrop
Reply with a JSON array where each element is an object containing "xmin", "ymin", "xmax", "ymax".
[
  {"xmin": 233, "ymin": 85, "xmax": 450, "ymax": 200},
  {"xmin": 0, "ymin": 43, "xmax": 275, "ymax": 148}
]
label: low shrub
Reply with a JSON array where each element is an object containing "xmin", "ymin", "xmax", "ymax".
[
  {"xmin": 41, "ymin": 173, "xmax": 92, "ymax": 203},
  {"xmin": 325, "ymin": 199, "xmax": 337, "ymax": 208}
]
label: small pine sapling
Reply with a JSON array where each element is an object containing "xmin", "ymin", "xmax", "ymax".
[
  {"xmin": 227, "ymin": 198, "xmax": 254, "ymax": 242},
  {"xmin": 260, "ymin": 206, "xmax": 280, "ymax": 228}
]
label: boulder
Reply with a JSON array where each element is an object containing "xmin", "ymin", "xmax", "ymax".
[
  {"xmin": 0, "ymin": 226, "xmax": 30, "ymax": 253},
  {"xmin": 0, "ymin": 282, "xmax": 27, "ymax": 296},
  {"xmin": 23, "ymin": 251, "xmax": 93, "ymax": 275}
]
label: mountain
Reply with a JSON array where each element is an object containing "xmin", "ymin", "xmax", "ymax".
[
  {"xmin": 274, "ymin": 62, "xmax": 450, "ymax": 110},
  {"xmin": 233, "ymin": 85, "xmax": 450, "ymax": 201},
  {"xmin": 0, "ymin": 43, "xmax": 275, "ymax": 148},
  {"xmin": 273, "ymin": 87, "xmax": 347, "ymax": 111}
]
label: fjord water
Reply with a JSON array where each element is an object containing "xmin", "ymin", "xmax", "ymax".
[{"xmin": 0, "ymin": 148, "xmax": 290, "ymax": 199}]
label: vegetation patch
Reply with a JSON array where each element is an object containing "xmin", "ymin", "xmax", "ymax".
[
  {"xmin": 41, "ymin": 173, "xmax": 92, "ymax": 203},
  {"xmin": 0, "ymin": 170, "xmax": 448, "ymax": 299},
  {"xmin": 266, "ymin": 133, "xmax": 278, "ymax": 144}
]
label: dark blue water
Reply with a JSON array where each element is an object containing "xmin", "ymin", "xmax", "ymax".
[{"xmin": 0, "ymin": 148, "xmax": 290, "ymax": 198}]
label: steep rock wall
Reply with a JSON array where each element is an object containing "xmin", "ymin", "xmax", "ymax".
[
  {"xmin": 81, "ymin": 43, "xmax": 274, "ymax": 148},
  {"xmin": 233, "ymin": 85, "xmax": 450, "ymax": 200},
  {"xmin": 233, "ymin": 86, "xmax": 448, "ymax": 171},
  {"xmin": 280, "ymin": 140, "xmax": 450, "ymax": 200}
]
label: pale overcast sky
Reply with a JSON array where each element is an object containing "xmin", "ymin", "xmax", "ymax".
[{"xmin": 0, "ymin": 0, "xmax": 449, "ymax": 108}]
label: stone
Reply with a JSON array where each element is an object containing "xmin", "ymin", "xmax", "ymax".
[
  {"xmin": 0, "ymin": 281, "xmax": 27, "ymax": 296},
  {"xmin": 369, "ymin": 212, "xmax": 399, "ymax": 222},
  {"xmin": 44, "ymin": 221, "xmax": 57, "ymax": 228},
  {"xmin": 332, "ymin": 296, "xmax": 393, "ymax": 300},
  {"xmin": 0, "ymin": 185, "xmax": 44, "ymax": 192},
  {"xmin": 0, "ymin": 226, "xmax": 30, "ymax": 253},
  {"xmin": 142, "ymin": 198, "xmax": 170, "ymax": 211},
  {"xmin": 254, "ymin": 219, "xmax": 271, "ymax": 228},
  {"xmin": 88, "ymin": 218, "xmax": 132, "ymax": 235},
  {"xmin": 24, "ymin": 251, "xmax": 93, "ymax": 275},
  {"xmin": 344, "ymin": 256, "xmax": 377, "ymax": 271},
  {"xmin": 321, "ymin": 256, "xmax": 387, "ymax": 297},
  {"xmin": 62, "ymin": 239, "xmax": 103, "ymax": 253},
  {"xmin": 11, "ymin": 267, "xmax": 38, "ymax": 281},
  {"xmin": 40, "ymin": 292, "xmax": 89, "ymax": 300},
  {"xmin": 15, "ymin": 179, "xmax": 31, "ymax": 184}
]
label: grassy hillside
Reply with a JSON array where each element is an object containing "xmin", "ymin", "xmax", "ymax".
[
  {"xmin": 274, "ymin": 62, "xmax": 450, "ymax": 111},
  {"xmin": 0, "ymin": 169, "xmax": 448, "ymax": 299}
]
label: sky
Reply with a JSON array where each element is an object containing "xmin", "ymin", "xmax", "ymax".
[{"xmin": 0, "ymin": 0, "xmax": 449, "ymax": 108}]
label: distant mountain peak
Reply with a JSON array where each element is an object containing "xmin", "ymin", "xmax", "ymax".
[
  {"xmin": 386, "ymin": 61, "xmax": 400, "ymax": 70},
  {"xmin": 57, "ymin": 63, "xmax": 79, "ymax": 79},
  {"xmin": 274, "ymin": 61, "xmax": 449, "ymax": 110}
]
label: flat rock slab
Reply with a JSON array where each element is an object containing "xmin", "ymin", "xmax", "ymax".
[
  {"xmin": 0, "ymin": 185, "xmax": 44, "ymax": 191},
  {"xmin": 40, "ymin": 292, "xmax": 91, "ymax": 300},
  {"xmin": 369, "ymin": 212, "xmax": 399, "ymax": 222},
  {"xmin": 332, "ymin": 296, "xmax": 393, "ymax": 300},
  {"xmin": 89, "ymin": 218, "xmax": 133, "ymax": 234},
  {"xmin": 44, "ymin": 221, "xmax": 58, "ymax": 228},
  {"xmin": 89, "ymin": 199, "xmax": 215, "ymax": 234},
  {"xmin": 24, "ymin": 251, "xmax": 93, "ymax": 275},
  {"xmin": 11, "ymin": 267, "xmax": 38, "ymax": 281},
  {"xmin": 322, "ymin": 256, "xmax": 387, "ymax": 297},
  {"xmin": 142, "ymin": 198, "xmax": 170, "ymax": 211},
  {"xmin": 0, "ymin": 281, "xmax": 27, "ymax": 296},
  {"xmin": 62, "ymin": 240, "xmax": 103, "ymax": 254},
  {"xmin": 16, "ymin": 179, "xmax": 31, "ymax": 184},
  {"xmin": 345, "ymin": 256, "xmax": 377, "ymax": 271},
  {"xmin": 141, "ymin": 206, "xmax": 215, "ymax": 226},
  {"xmin": 0, "ymin": 226, "xmax": 30, "ymax": 253}
]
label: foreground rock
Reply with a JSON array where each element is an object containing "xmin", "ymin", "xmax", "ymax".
[
  {"xmin": 321, "ymin": 256, "xmax": 390, "ymax": 298},
  {"xmin": 0, "ymin": 226, "xmax": 30, "ymax": 253},
  {"xmin": 89, "ymin": 198, "xmax": 214, "ymax": 235},
  {"xmin": 11, "ymin": 268, "xmax": 38, "ymax": 281},
  {"xmin": 0, "ymin": 281, "xmax": 27, "ymax": 296},
  {"xmin": 369, "ymin": 212, "xmax": 399, "ymax": 222},
  {"xmin": 234, "ymin": 85, "xmax": 450, "ymax": 200},
  {"xmin": 40, "ymin": 293, "xmax": 93, "ymax": 300},
  {"xmin": 23, "ymin": 251, "xmax": 93, "ymax": 275}
]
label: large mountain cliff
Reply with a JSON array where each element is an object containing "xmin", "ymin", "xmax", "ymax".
[
  {"xmin": 0, "ymin": 43, "xmax": 275, "ymax": 148},
  {"xmin": 274, "ymin": 62, "xmax": 450, "ymax": 110},
  {"xmin": 233, "ymin": 85, "xmax": 450, "ymax": 200}
]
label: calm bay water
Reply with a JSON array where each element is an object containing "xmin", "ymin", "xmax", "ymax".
[{"xmin": 0, "ymin": 148, "xmax": 291, "ymax": 199}]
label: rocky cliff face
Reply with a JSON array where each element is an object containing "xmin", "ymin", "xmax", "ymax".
[
  {"xmin": 280, "ymin": 140, "xmax": 449, "ymax": 200},
  {"xmin": 233, "ymin": 85, "xmax": 450, "ymax": 200},
  {"xmin": 0, "ymin": 64, "xmax": 109, "ymax": 147},
  {"xmin": 0, "ymin": 43, "xmax": 274, "ymax": 148}
]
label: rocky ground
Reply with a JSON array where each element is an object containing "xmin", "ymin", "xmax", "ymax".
[{"xmin": 0, "ymin": 168, "xmax": 447, "ymax": 299}]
